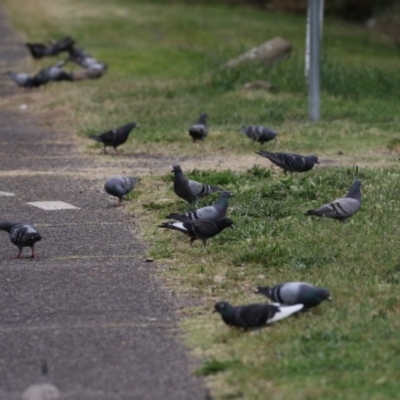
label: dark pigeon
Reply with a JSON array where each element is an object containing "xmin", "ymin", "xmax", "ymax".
[
  {"xmin": 104, "ymin": 176, "xmax": 140, "ymax": 206},
  {"xmin": 306, "ymin": 179, "xmax": 362, "ymax": 222},
  {"xmin": 89, "ymin": 122, "xmax": 138, "ymax": 154},
  {"xmin": 25, "ymin": 36, "xmax": 75, "ymax": 59},
  {"xmin": 255, "ymin": 150, "xmax": 319, "ymax": 173},
  {"xmin": 189, "ymin": 113, "xmax": 208, "ymax": 142},
  {"xmin": 166, "ymin": 190, "xmax": 233, "ymax": 222},
  {"xmin": 240, "ymin": 125, "xmax": 277, "ymax": 144},
  {"xmin": 22, "ymin": 361, "xmax": 60, "ymax": 400},
  {"xmin": 213, "ymin": 301, "xmax": 303, "ymax": 330},
  {"xmin": 0, "ymin": 221, "xmax": 42, "ymax": 258},
  {"xmin": 157, "ymin": 217, "xmax": 233, "ymax": 247},
  {"xmin": 256, "ymin": 282, "xmax": 331, "ymax": 310},
  {"xmin": 172, "ymin": 165, "xmax": 220, "ymax": 205}
]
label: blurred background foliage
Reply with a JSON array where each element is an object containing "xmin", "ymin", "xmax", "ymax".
[{"xmin": 148, "ymin": 0, "xmax": 400, "ymax": 47}]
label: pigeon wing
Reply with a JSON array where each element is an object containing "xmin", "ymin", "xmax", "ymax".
[{"xmin": 308, "ymin": 197, "xmax": 361, "ymax": 219}]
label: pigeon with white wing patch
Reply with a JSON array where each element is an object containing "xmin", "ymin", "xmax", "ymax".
[
  {"xmin": 158, "ymin": 217, "xmax": 233, "ymax": 247},
  {"xmin": 213, "ymin": 301, "xmax": 303, "ymax": 330}
]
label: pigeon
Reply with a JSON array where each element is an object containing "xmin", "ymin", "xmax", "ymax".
[
  {"xmin": 25, "ymin": 36, "xmax": 75, "ymax": 59},
  {"xmin": 306, "ymin": 179, "xmax": 362, "ymax": 222},
  {"xmin": 189, "ymin": 113, "xmax": 208, "ymax": 142},
  {"xmin": 166, "ymin": 190, "xmax": 233, "ymax": 222},
  {"xmin": 104, "ymin": 176, "xmax": 140, "ymax": 206},
  {"xmin": 0, "ymin": 221, "xmax": 42, "ymax": 258},
  {"xmin": 213, "ymin": 301, "xmax": 304, "ymax": 330},
  {"xmin": 239, "ymin": 125, "xmax": 277, "ymax": 144},
  {"xmin": 157, "ymin": 217, "xmax": 233, "ymax": 247},
  {"xmin": 46, "ymin": 61, "xmax": 73, "ymax": 82},
  {"xmin": 255, "ymin": 150, "xmax": 319, "ymax": 173},
  {"xmin": 256, "ymin": 282, "xmax": 331, "ymax": 310},
  {"xmin": 172, "ymin": 165, "xmax": 220, "ymax": 205},
  {"xmin": 22, "ymin": 361, "xmax": 60, "ymax": 400},
  {"xmin": 4, "ymin": 71, "xmax": 34, "ymax": 88},
  {"xmin": 68, "ymin": 46, "xmax": 107, "ymax": 72},
  {"xmin": 89, "ymin": 122, "xmax": 138, "ymax": 154}
]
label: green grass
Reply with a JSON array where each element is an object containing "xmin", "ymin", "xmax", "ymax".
[{"xmin": 3, "ymin": 0, "xmax": 400, "ymax": 398}]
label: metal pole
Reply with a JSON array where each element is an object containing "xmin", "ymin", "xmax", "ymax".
[{"xmin": 308, "ymin": 0, "xmax": 321, "ymax": 121}]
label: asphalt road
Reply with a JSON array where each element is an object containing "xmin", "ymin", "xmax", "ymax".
[{"xmin": 0, "ymin": 6, "xmax": 207, "ymax": 400}]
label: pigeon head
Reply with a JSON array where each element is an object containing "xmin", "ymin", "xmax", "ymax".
[
  {"xmin": 309, "ymin": 155, "xmax": 319, "ymax": 164},
  {"xmin": 219, "ymin": 191, "xmax": 233, "ymax": 200},
  {"xmin": 304, "ymin": 287, "xmax": 331, "ymax": 305},
  {"xmin": 213, "ymin": 301, "xmax": 231, "ymax": 314},
  {"xmin": 171, "ymin": 165, "xmax": 182, "ymax": 173},
  {"xmin": 0, "ymin": 221, "xmax": 16, "ymax": 232},
  {"xmin": 198, "ymin": 113, "xmax": 208, "ymax": 123}
]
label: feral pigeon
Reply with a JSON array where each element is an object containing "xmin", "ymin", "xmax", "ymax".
[
  {"xmin": 240, "ymin": 125, "xmax": 277, "ymax": 144},
  {"xmin": 89, "ymin": 122, "xmax": 138, "ymax": 154},
  {"xmin": 22, "ymin": 361, "xmax": 60, "ymax": 400},
  {"xmin": 166, "ymin": 191, "xmax": 233, "ymax": 222},
  {"xmin": 104, "ymin": 176, "xmax": 140, "ymax": 206},
  {"xmin": 213, "ymin": 301, "xmax": 303, "ymax": 330},
  {"xmin": 157, "ymin": 217, "xmax": 233, "ymax": 247},
  {"xmin": 306, "ymin": 179, "xmax": 362, "ymax": 222},
  {"xmin": 0, "ymin": 221, "xmax": 42, "ymax": 258},
  {"xmin": 25, "ymin": 36, "xmax": 75, "ymax": 59},
  {"xmin": 4, "ymin": 71, "xmax": 34, "ymax": 88},
  {"xmin": 256, "ymin": 282, "xmax": 331, "ymax": 310},
  {"xmin": 255, "ymin": 150, "xmax": 319, "ymax": 173},
  {"xmin": 189, "ymin": 113, "xmax": 208, "ymax": 142},
  {"xmin": 172, "ymin": 165, "xmax": 220, "ymax": 205},
  {"xmin": 68, "ymin": 46, "xmax": 107, "ymax": 72},
  {"xmin": 46, "ymin": 61, "xmax": 73, "ymax": 82}
]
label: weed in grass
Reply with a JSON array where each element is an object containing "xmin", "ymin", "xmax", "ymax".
[{"xmin": 195, "ymin": 358, "xmax": 241, "ymax": 376}]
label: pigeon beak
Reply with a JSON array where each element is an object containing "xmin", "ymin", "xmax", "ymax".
[
  {"xmin": 327, "ymin": 296, "xmax": 332, "ymax": 301},
  {"xmin": 212, "ymin": 309, "xmax": 217, "ymax": 313},
  {"xmin": 230, "ymin": 225, "xmax": 234, "ymax": 229}
]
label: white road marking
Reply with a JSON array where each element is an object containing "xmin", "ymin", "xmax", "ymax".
[{"xmin": 27, "ymin": 201, "xmax": 80, "ymax": 210}]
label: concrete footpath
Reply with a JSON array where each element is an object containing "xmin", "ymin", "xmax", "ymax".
[{"xmin": 0, "ymin": 6, "xmax": 207, "ymax": 400}]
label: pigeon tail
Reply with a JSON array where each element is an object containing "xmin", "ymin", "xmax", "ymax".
[{"xmin": 268, "ymin": 304, "xmax": 304, "ymax": 323}]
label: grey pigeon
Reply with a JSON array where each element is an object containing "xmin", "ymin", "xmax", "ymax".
[
  {"xmin": 68, "ymin": 46, "xmax": 107, "ymax": 72},
  {"xmin": 25, "ymin": 36, "xmax": 75, "ymax": 59},
  {"xmin": 157, "ymin": 217, "xmax": 233, "ymax": 247},
  {"xmin": 189, "ymin": 113, "xmax": 208, "ymax": 142},
  {"xmin": 89, "ymin": 122, "xmax": 137, "ymax": 154},
  {"xmin": 172, "ymin": 165, "xmax": 220, "ymax": 205},
  {"xmin": 0, "ymin": 221, "xmax": 42, "ymax": 258},
  {"xmin": 255, "ymin": 150, "xmax": 319, "ymax": 173},
  {"xmin": 306, "ymin": 179, "xmax": 362, "ymax": 222},
  {"xmin": 104, "ymin": 176, "xmax": 140, "ymax": 206},
  {"xmin": 240, "ymin": 125, "xmax": 277, "ymax": 144},
  {"xmin": 166, "ymin": 190, "xmax": 233, "ymax": 222},
  {"xmin": 256, "ymin": 282, "xmax": 331, "ymax": 310},
  {"xmin": 5, "ymin": 71, "xmax": 34, "ymax": 88},
  {"xmin": 46, "ymin": 61, "xmax": 73, "ymax": 82},
  {"xmin": 213, "ymin": 301, "xmax": 303, "ymax": 330},
  {"xmin": 22, "ymin": 361, "xmax": 60, "ymax": 400}
]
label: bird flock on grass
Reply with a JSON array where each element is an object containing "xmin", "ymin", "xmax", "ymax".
[
  {"xmin": 5, "ymin": 36, "xmax": 107, "ymax": 88},
  {"xmin": 1, "ymin": 35, "xmax": 365, "ymax": 349}
]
